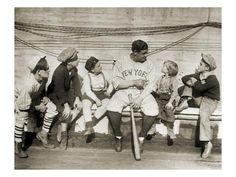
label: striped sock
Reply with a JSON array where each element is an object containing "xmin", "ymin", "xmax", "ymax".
[
  {"xmin": 15, "ymin": 125, "xmax": 24, "ymax": 143},
  {"xmin": 42, "ymin": 116, "xmax": 54, "ymax": 133}
]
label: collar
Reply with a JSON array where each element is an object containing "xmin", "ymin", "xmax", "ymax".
[{"xmin": 200, "ymin": 71, "xmax": 215, "ymax": 81}]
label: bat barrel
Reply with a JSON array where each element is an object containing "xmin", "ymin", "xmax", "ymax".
[{"xmin": 128, "ymin": 94, "xmax": 141, "ymax": 161}]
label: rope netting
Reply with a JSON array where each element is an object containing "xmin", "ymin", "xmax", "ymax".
[{"xmin": 15, "ymin": 19, "xmax": 221, "ymax": 65}]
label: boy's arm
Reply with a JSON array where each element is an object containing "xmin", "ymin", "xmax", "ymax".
[
  {"xmin": 182, "ymin": 73, "xmax": 200, "ymax": 86},
  {"xmin": 192, "ymin": 75, "xmax": 218, "ymax": 92},
  {"xmin": 103, "ymin": 71, "xmax": 113, "ymax": 95},
  {"xmin": 169, "ymin": 77, "xmax": 179, "ymax": 104},
  {"xmin": 83, "ymin": 74, "xmax": 100, "ymax": 102}
]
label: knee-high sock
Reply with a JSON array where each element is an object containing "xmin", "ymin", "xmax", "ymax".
[
  {"xmin": 15, "ymin": 123, "xmax": 24, "ymax": 143},
  {"xmin": 107, "ymin": 111, "xmax": 122, "ymax": 137},
  {"xmin": 42, "ymin": 102, "xmax": 58, "ymax": 132},
  {"xmin": 139, "ymin": 115, "xmax": 156, "ymax": 138},
  {"xmin": 42, "ymin": 116, "xmax": 54, "ymax": 132}
]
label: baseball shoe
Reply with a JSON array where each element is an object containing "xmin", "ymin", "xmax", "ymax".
[
  {"xmin": 86, "ymin": 133, "xmax": 95, "ymax": 143},
  {"xmin": 167, "ymin": 135, "xmax": 174, "ymax": 146},
  {"xmin": 114, "ymin": 137, "xmax": 122, "ymax": 152},
  {"xmin": 84, "ymin": 121, "xmax": 95, "ymax": 143},
  {"xmin": 36, "ymin": 130, "xmax": 55, "ymax": 149},
  {"xmin": 59, "ymin": 131, "xmax": 68, "ymax": 150},
  {"xmin": 15, "ymin": 142, "xmax": 28, "ymax": 158},
  {"xmin": 202, "ymin": 141, "xmax": 213, "ymax": 159},
  {"xmin": 167, "ymin": 130, "xmax": 176, "ymax": 146},
  {"xmin": 145, "ymin": 133, "xmax": 156, "ymax": 140}
]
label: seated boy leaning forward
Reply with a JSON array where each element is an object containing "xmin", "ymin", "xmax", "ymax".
[
  {"xmin": 176, "ymin": 53, "xmax": 220, "ymax": 159},
  {"xmin": 82, "ymin": 56, "xmax": 113, "ymax": 143},
  {"xmin": 15, "ymin": 56, "xmax": 58, "ymax": 158},
  {"xmin": 106, "ymin": 39, "xmax": 159, "ymax": 153},
  {"xmin": 47, "ymin": 47, "xmax": 83, "ymax": 150}
]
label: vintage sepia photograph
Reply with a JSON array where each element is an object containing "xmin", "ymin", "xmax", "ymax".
[{"xmin": 14, "ymin": 7, "xmax": 221, "ymax": 169}]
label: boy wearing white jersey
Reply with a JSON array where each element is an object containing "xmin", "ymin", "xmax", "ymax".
[{"xmin": 106, "ymin": 40, "xmax": 159, "ymax": 153}]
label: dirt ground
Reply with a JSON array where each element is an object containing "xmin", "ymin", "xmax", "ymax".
[{"xmin": 15, "ymin": 132, "xmax": 221, "ymax": 169}]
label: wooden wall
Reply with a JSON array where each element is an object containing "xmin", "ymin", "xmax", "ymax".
[{"xmin": 15, "ymin": 8, "xmax": 221, "ymax": 88}]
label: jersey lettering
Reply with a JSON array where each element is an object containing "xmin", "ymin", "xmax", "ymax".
[{"xmin": 122, "ymin": 69, "xmax": 147, "ymax": 79}]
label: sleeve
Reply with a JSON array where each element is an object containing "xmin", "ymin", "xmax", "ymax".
[
  {"xmin": 103, "ymin": 71, "xmax": 114, "ymax": 94},
  {"xmin": 192, "ymin": 75, "xmax": 218, "ymax": 92},
  {"xmin": 169, "ymin": 77, "xmax": 179, "ymax": 103},
  {"xmin": 182, "ymin": 73, "xmax": 200, "ymax": 86},
  {"xmin": 112, "ymin": 60, "xmax": 125, "ymax": 90},
  {"xmin": 53, "ymin": 68, "xmax": 71, "ymax": 106},
  {"xmin": 83, "ymin": 74, "xmax": 99, "ymax": 101},
  {"xmin": 70, "ymin": 68, "xmax": 83, "ymax": 99},
  {"xmin": 15, "ymin": 83, "xmax": 32, "ymax": 111},
  {"xmin": 140, "ymin": 61, "xmax": 157, "ymax": 99}
]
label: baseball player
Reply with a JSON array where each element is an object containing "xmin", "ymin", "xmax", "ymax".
[
  {"xmin": 106, "ymin": 39, "xmax": 159, "ymax": 153},
  {"xmin": 15, "ymin": 56, "xmax": 58, "ymax": 158}
]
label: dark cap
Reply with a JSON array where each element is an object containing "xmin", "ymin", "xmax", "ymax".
[{"xmin": 85, "ymin": 56, "xmax": 99, "ymax": 71}]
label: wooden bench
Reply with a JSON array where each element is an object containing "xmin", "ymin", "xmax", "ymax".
[
  {"xmin": 120, "ymin": 106, "xmax": 222, "ymax": 121},
  {"xmin": 75, "ymin": 105, "xmax": 222, "ymax": 139}
]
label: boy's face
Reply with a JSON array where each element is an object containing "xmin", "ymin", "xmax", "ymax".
[
  {"xmin": 197, "ymin": 59, "xmax": 210, "ymax": 73},
  {"xmin": 68, "ymin": 59, "xmax": 80, "ymax": 70},
  {"xmin": 38, "ymin": 65, "xmax": 50, "ymax": 78},
  {"xmin": 133, "ymin": 49, "xmax": 148, "ymax": 62},
  {"xmin": 161, "ymin": 63, "xmax": 168, "ymax": 74},
  {"xmin": 92, "ymin": 62, "xmax": 102, "ymax": 74}
]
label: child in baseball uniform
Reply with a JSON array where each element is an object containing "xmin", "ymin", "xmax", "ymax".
[
  {"xmin": 82, "ymin": 56, "xmax": 113, "ymax": 143},
  {"xmin": 47, "ymin": 47, "xmax": 83, "ymax": 150},
  {"xmin": 106, "ymin": 39, "xmax": 159, "ymax": 153},
  {"xmin": 147, "ymin": 60, "xmax": 179, "ymax": 146},
  {"xmin": 176, "ymin": 53, "xmax": 220, "ymax": 159},
  {"xmin": 15, "ymin": 56, "xmax": 58, "ymax": 158}
]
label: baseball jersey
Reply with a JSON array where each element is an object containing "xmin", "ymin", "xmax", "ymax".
[
  {"xmin": 15, "ymin": 74, "xmax": 44, "ymax": 111},
  {"xmin": 112, "ymin": 56, "xmax": 156, "ymax": 98}
]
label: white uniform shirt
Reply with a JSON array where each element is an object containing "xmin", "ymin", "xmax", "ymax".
[
  {"xmin": 15, "ymin": 74, "xmax": 42, "ymax": 111},
  {"xmin": 112, "ymin": 57, "xmax": 156, "ymax": 98}
]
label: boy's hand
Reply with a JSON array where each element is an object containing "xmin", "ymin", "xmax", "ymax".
[
  {"xmin": 41, "ymin": 97, "xmax": 50, "ymax": 105},
  {"xmin": 95, "ymin": 99, "xmax": 102, "ymax": 107},
  {"xmin": 165, "ymin": 102, "xmax": 174, "ymax": 110},
  {"xmin": 133, "ymin": 79, "xmax": 147, "ymax": 89},
  {"xmin": 35, "ymin": 103, "xmax": 47, "ymax": 113},
  {"xmin": 132, "ymin": 96, "xmax": 143, "ymax": 109},
  {"xmin": 104, "ymin": 91, "xmax": 111, "ymax": 97},
  {"xmin": 62, "ymin": 103, "xmax": 72, "ymax": 119},
  {"xmin": 190, "ymin": 77, "xmax": 197, "ymax": 84},
  {"xmin": 74, "ymin": 97, "xmax": 82, "ymax": 111}
]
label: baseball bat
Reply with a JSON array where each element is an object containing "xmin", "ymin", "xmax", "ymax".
[{"xmin": 128, "ymin": 94, "xmax": 141, "ymax": 161}]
